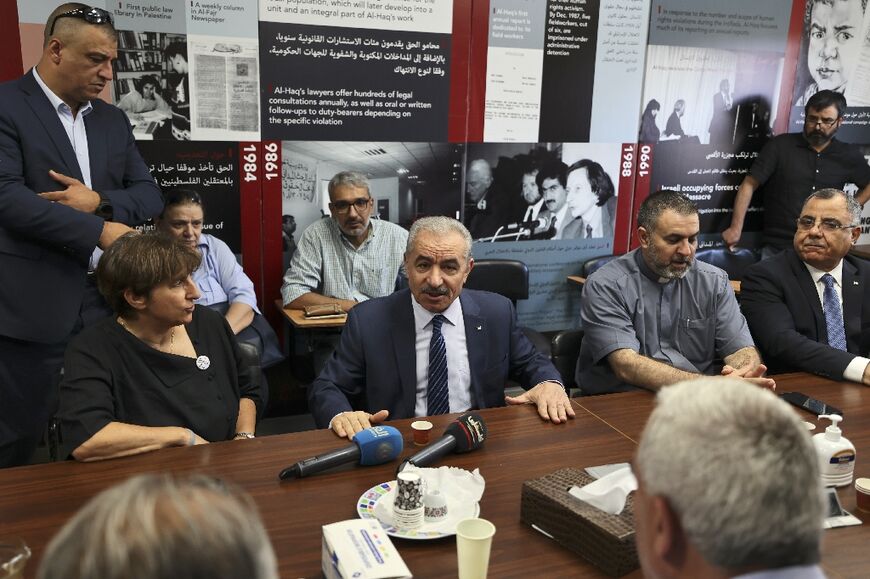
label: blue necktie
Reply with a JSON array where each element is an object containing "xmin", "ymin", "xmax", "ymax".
[
  {"xmin": 821, "ymin": 274, "xmax": 847, "ymax": 351},
  {"xmin": 427, "ymin": 315, "xmax": 449, "ymax": 415}
]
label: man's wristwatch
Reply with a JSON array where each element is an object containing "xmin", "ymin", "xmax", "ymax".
[
  {"xmin": 94, "ymin": 194, "xmax": 113, "ymax": 221},
  {"xmin": 234, "ymin": 432, "xmax": 255, "ymax": 439}
]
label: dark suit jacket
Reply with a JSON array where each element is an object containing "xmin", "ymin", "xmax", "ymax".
[
  {"xmin": 308, "ymin": 288, "xmax": 560, "ymax": 428},
  {"xmin": 0, "ymin": 70, "xmax": 162, "ymax": 343},
  {"xmin": 740, "ymin": 250, "xmax": 870, "ymax": 379}
]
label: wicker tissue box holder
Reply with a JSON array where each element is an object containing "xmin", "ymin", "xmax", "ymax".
[{"xmin": 520, "ymin": 467, "xmax": 639, "ymax": 577}]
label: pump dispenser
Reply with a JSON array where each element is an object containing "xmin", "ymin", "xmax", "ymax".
[{"xmin": 813, "ymin": 414, "xmax": 856, "ymax": 487}]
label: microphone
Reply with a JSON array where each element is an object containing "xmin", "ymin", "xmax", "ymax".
[
  {"xmin": 505, "ymin": 216, "xmax": 549, "ymax": 233},
  {"xmin": 279, "ymin": 425, "xmax": 403, "ymax": 480},
  {"xmin": 398, "ymin": 413, "xmax": 487, "ymax": 473}
]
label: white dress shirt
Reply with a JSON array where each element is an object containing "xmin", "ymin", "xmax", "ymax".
[
  {"xmin": 411, "ymin": 295, "xmax": 472, "ymax": 416},
  {"xmin": 804, "ymin": 260, "xmax": 870, "ymax": 382}
]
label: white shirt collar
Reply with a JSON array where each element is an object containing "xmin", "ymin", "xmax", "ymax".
[
  {"xmin": 411, "ymin": 292, "xmax": 463, "ymax": 331},
  {"xmin": 32, "ymin": 67, "xmax": 93, "ymax": 117},
  {"xmin": 804, "ymin": 259, "xmax": 844, "ymax": 288}
]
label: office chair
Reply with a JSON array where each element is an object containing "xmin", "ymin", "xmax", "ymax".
[
  {"xmin": 551, "ymin": 329, "xmax": 584, "ymax": 396},
  {"xmin": 464, "ymin": 259, "xmax": 551, "ymax": 357},
  {"xmin": 695, "ymin": 247, "xmax": 759, "ymax": 280}
]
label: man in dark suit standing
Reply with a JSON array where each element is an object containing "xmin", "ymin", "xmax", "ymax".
[
  {"xmin": 0, "ymin": 4, "xmax": 162, "ymax": 467},
  {"xmin": 309, "ymin": 216, "xmax": 573, "ymax": 438},
  {"xmin": 741, "ymin": 189, "xmax": 870, "ymax": 382}
]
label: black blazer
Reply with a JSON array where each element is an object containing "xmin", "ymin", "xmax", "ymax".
[
  {"xmin": 0, "ymin": 70, "xmax": 161, "ymax": 343},
  {"xmin": 740, "ymin": 250, "xmax": 870, "ymax": 378}
]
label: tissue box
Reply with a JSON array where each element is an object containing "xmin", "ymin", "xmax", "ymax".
[
  {"xmin": 520, "ymin": 468, "xmax": 638, "ymax": 577},
  {"xmin": 322, "ymin": 519, "xmax": 412, "ymax": 579}
]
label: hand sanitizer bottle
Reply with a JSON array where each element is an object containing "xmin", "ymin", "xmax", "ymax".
[{"xmin": 813, "ymin": 414, "xmax": 856, "ymax": 487}]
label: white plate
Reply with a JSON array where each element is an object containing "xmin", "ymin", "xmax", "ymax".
[{"xmin": 357, "ymin": 480, "xmax": 480, "ymax": 540}]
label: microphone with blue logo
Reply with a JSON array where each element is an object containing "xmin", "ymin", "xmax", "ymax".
[{"xmin": 278, "ymin": 425, "xmax": 404, "ymax": 480}]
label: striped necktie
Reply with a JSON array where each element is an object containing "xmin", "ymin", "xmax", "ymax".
[
  {"xmin": 427, "ymin": 314, "xmax": 449, "ymax": 415},
  {"xmin": 821, "ymin": 274, "xmax": 847, "ymax": 351}
]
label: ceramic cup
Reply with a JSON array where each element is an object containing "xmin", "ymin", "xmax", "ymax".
[
  {"xmin": 856, "ymin": 478, "xmax": 870, "ymax": 513},
  {"xmin": 411, "ymin": 420, "xmax": 434, "ymax": 446},
  {"xmin": 424, "ymin": 489, "xmax": 448, "ymax": 522}
]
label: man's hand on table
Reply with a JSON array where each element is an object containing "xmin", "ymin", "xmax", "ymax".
[
  {"xmin": 331, "ymin": 409, "xmax": 389, "ymax": 439},
  {"xmin": 505, "ymin": 381, "xmax": 576, "ymax": 423}
]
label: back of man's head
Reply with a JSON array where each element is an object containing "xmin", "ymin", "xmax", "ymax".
[
  {"xmin": 635, "ymin": 378, "xmax": 824, "ymax": 576},
  {"xmin": 38, "ymin": 474, "xmax": 279, "ymax": 579}
]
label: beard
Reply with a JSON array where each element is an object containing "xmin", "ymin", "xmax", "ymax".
[
  {"xmin": 804, "ymin": 128, "xmax": 832, "ymax": 148},
  {"xmin": 646, "ymin": 243, "xmax": 692, "ymax": 279}
]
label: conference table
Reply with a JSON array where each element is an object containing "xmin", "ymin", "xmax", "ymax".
[{"xmin": 1, "ymin": 373, "xmax": 868, "ymax": 578}]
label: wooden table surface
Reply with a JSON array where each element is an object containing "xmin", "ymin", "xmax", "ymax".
[
  {"xmin": 575, "ymin": 373, "xmax": 870, "ymax": 579},
  {"xmin": 1, "ymin": 373, "xmax": 868, "ymax": 578},
  {"xmin": 274, "ymin": 299, "xmax": 347, "ymax": 329}
]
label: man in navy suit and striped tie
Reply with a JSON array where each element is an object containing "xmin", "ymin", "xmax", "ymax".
[{"xmin": 309, "ymin": 216, "xmax": 572, "ymax": 439}]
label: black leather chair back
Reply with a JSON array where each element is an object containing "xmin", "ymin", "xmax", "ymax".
[
  {"xmin": 582, "ymin": 255, "xmax": 618, "ymax": 277},
  {"xmin": 465, "ymin": 259, "xmax": 529, "ymax": 304},
  {"xmin": 551, "ymin": 330, "xmax": 584, "ymax": 392},
  {"xmin": 695, "ymin": 247, "xmax": 759, "ymax": 280}
]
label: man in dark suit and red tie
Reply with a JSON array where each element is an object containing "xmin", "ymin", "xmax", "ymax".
[
  {"xmin": 741, "ymin": 189, "xmax": 870, "ymax": 383},
  {"xmin": 308, "ymin": 216, "xmax": 573, "ymax": 439},
  {"xmin": 0, "ymin": 3, "xmax": 162, "ymax": 467}
]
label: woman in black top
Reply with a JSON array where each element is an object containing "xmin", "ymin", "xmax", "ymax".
[{"xmin": 59, "ymin": 234, "xmax": 260, "ymax": 461}]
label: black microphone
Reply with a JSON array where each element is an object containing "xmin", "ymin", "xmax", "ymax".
[
  {"xmin": 279, "ymin": 425, "xmax": 403, "ymax": 480},
  {"xmin": 397, "ymin": 413, "xmax": 487, "ymax": 473},
  {"xmin": 505, "ymin": 216, "xmax": 550, "ymax": 234}
]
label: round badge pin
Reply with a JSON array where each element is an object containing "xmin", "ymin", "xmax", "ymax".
[{"xmin": 196, "ymin": 355, "xmax": 211, "ymax": 370}]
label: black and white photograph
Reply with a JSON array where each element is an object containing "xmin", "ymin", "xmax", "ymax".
[
  {"xmin": 640, "ymin": 45, "xmax": 782, "ymax": 148},
  {"xmin": 463, "ymin": 143, "xmax": 620, "ymax": 242},
  {"xmin": 112, "ymin": 31, "xmax": 188, "ymax": 141},
  {"xmin": 280, "ymin": 141, "xmax": 464, "ymax": 241}
]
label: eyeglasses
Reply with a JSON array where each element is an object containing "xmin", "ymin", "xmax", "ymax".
[
  {"xmin": 796, "ymin": 216, "xmax": 857, "ymax": 232},
  {"xmin": 48, "ymin": 6, "xmax": 114, "ymax": 36},
  {"xmin": 804, "ymin": 115, "xmax": 839, "ymax": 128},
  {"xmin": 330, "ymin": 197, "xmax": 371, "ymax": 214}
]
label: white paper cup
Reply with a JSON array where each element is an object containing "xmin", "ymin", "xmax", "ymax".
[{"xmin": 456, "ymin": 518, "xmax": 495, "ymax": 579}]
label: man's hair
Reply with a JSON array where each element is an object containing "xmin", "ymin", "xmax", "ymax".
[
  {"xmin": 636, "ymin": 189, "xmax": 697, "ymax": 232},
  {"xmin": 327, "ymin": 170, "xmax": 371, "ymax": 199},
  {"xmin": 535, "ymin": 159, "xmax": 568, "ymax": 189},
  {"xmin": 406, "ymin": 216, "xmax": 473, "ymax": 262},
  {"xmin": 806, "ymin": 89, "xmax": 848, "ymax": 118},
  {"xmin": 44, "ymin": 3, "xmax": 117, "ymax": 47},
  {"xmin": 37, "ymin": 474, "xmax": 278, "ymax": 579},
  {"xmin": 674, "ymin": 99, "xmax": 685, "ymax": 112},
  {"xmin": 804, "ymin": 188, "xmax": 862, "ymax": 225},
  {"xmin": 636, "ymin": 378, "xmax": 824, "ymax": 571},
  {"xmin": 163, "ymin": 41, "xmax": 187, "ymax": 62},
  {"xmin": 467, "ymin": 159, "xmax": 492, "ymax": 179},
  {"xmin": 96, "ymin": 232, "xmax": 201, "ymax": 316},
  {"xmin": 567, "ymin": 159, "xmax": 615, "ymax": 206}
]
